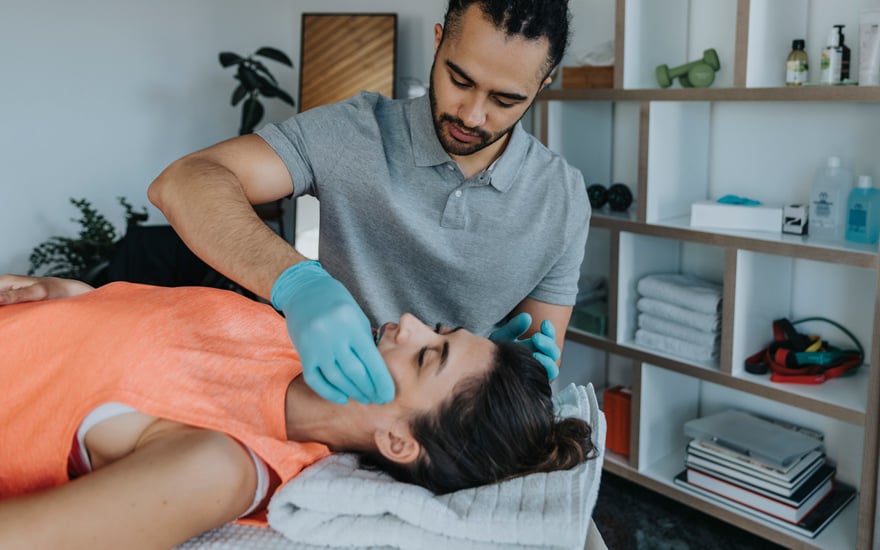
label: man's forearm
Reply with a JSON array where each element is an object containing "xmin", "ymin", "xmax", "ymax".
[{"xmin": 148, "ymin": 156, "xmax": 308, "ymax": 300}]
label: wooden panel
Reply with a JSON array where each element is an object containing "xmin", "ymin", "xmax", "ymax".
[{"xmin": 299, "ymin": 14, "xmax": 396, "ymax": 112}]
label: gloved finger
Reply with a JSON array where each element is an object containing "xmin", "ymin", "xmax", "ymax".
[
  {"xmin": 318, "ymin": 353, "xmax": 372, "ymax": 405},
  {"xmin": 531, "ymin": 331, "xmax": 561, "ymax": 363},
  {"xmin": 302, "ymin": 364, "xmax": 350, "ymax": 405},
  {"xmin": 350, "ymin": 330, "xmax": 395, "ymax": 403},
  {"xmin": 539, "ymin": 319, "xmax": 557, "ymax": 340},
  {"xmin": 490, "ymin": 312, "xmax": 532, "ymax": 343},
  {"xmin": 332, "ymin": 346, "xmax": 376, "ymax": 404},
  {"xmin": 534, "ymin": 352, "xmax": 560, "ymax": 381}
]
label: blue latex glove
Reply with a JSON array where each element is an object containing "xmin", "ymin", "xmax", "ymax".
[
  {"xmin": 271, "ymin": 261, "xmax": 394, "ymax": 404},
  {"xmin": 489, "ymin": 313, "xmax": 561, "ymax": 380}
]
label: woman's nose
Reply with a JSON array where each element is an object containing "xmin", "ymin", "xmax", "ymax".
[{"xmin": 396, "ymin": 313, "xmax": 428, "ymax": 343}]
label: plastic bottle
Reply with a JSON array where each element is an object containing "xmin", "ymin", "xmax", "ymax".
[
  {"xmin": 837, "ymin": 25, "xmax": 852, "ymax": 81},
  {"xmin": 785, "ymin": 39, "xmax": 809, "ymax": 86},
  {"xmin": 820, "ymin": 26, "xmax": 844, "ymax": 84},
  {"xmin": 810, "ymin": 156, "xmax": 853, "ymax": 241},
  {"xmin": 845, "ymin": 175, "xmax": 880, "ymax": 243}
]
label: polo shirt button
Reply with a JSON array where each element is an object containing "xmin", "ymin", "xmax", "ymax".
[
  {"xmin": 454, "ymin": 190, "xmax": 462, "ymax": 197},
  {"xmin": 447, "ymin": 164, "xmax": 455, "ymax": 171}
]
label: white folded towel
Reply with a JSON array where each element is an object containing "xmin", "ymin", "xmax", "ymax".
[
  {"xmin": 637, "ymin": 273, "xmax": 722, "ymax": 314},
  {"xmin": 638, "ymin": 313, "xmax": 719, "ymax": 347},
  {"xmin": 636, "ymin": 297, "xmax": 721, "ymax": 332},
  {"xmin": 267, "ymin": 383, "xmax": 606, "ymax": 550},
  {"xmin": 635, "ymin": 328, "xmax": 719, "ymax": 362}
]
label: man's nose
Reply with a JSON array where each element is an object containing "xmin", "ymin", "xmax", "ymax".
[{"xmin": 459, "ymin": 95, "xmax": 487, "ymax": 128}]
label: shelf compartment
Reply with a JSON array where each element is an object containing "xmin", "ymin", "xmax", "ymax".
[
  {"xmin": 731, "ymin": 250, "xmax": 875, "ymax": 418},
  {"xmin": 617, "ymin": 231, "xmax": 725, "ymax": 371},
  {"xmin": 622, "ymin": 0, "xmax": 737, "ymax": 90},
  {"xmin": 634, "ymin": 365, "xmax": 862, "ymax": 549}
]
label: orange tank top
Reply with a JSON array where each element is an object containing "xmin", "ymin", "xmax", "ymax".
[{"xmin": 0, "ymin": 282, "xmax": 330, "ymax": 499}]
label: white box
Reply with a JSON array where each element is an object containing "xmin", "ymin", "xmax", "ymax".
[{"xmin": 689, "ymin": 200, "xmax": 782, "ymax": 233}]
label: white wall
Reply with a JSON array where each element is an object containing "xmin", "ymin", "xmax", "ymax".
[{"xmin": 0, "ymin": 0, "xmax": 600, "ymax": 276}]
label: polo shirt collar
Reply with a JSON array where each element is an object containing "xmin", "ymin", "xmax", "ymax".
[{"xmin": 408, "ymin": 93, "xmax": 527, "ymax": 193}]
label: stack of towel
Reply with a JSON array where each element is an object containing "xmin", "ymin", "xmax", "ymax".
[{"xmin": 635, "ymin": 272, "xmax": 722, "ymax": 363}]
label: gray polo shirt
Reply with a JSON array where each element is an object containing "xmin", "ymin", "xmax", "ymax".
[{"xmin": 257, "ymin": 92, "xmax": 589, "ymax": 336}]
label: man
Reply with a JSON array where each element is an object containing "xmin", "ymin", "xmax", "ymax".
[{"xmin": 144, "ymin": 1, "xmax": 590, "ymax": 405}]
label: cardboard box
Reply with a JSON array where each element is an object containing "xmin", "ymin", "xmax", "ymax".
[
  {"xmin": 690, "ymin": 200, "xmax": 783, "ymax": 233},
  {"xmin": 783, "ymin": 204, "xmax": 809, "ymax": 235},
  {"xmin": 562, "ymin": 65, "xmax": 614, "ymax": 89}
]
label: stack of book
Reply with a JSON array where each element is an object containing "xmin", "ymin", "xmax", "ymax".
[{"xmin": 673, "ymin": 411, "xmax": 857, "ymax": 538}]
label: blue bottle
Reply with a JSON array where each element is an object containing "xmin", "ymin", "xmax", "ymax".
[{"xmin": 845, "ymin": 175, "xmax": 880, "ymax": 244}]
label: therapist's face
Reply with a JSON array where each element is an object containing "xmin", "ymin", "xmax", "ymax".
[
  {"xmin": 375, "ymin": 313, "xmax": 495, "ymax": 413},
  {"xmin": 428, "ymin": 4, "xmax": 551, "ymax": 158}
]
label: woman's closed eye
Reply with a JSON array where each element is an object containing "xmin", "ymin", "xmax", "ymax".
[{"xmin": 417, "ymin": 324, "xmax": 446, "ymax": 367}]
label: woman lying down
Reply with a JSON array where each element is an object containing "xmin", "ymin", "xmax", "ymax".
[{"xmin": 0, "ymin": 276, "xmax": 596, "ymax": 549}]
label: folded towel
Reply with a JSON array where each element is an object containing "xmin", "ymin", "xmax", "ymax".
[
  {"xmin": 267, "ymin": 384, "xmax": 606, "ymax": 550},
  {"xmin": 638, "ymin": 313, "xmax": 719, "ymax": 347},
  {"xmin": 635, "ymin": 328, "xmax": 719, "ymax": 362},
  {"xmin": 636, "ymin": 297, "xmax": 721, "ymax": 332},
  {"xmin": 637, "ymin": 273, "xmax": 722, "ymax": 314}
]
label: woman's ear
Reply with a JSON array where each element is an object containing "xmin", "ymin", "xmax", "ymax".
[{"xmin": 374, "ymin": 422, "xmax": 421, "ymax": 464}]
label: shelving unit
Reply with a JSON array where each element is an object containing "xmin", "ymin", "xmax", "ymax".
[{"xmin": 539, "ymin": 1, "xmax": 880, "ymax": 548}]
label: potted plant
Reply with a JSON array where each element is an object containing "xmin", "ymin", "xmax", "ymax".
[{"xmin": 219, "ymin": 47, "xmax": 296, "ymax": 135}]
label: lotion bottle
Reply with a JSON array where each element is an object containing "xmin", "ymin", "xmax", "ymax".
[{"xmin": 820, "ymin": 26, "xmax": 844, "ymax": 84}]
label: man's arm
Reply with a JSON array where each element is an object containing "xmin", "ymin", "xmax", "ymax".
[
  {"xmin": 148, "ymin": 133, "xmax": 393, "ymax": 405},
  {"xmin": 147, "ymin": 134, "xmax": 306, "ymax": 300}
]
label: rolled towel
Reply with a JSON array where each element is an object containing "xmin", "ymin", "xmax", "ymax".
[
  {"xmin": 267, "ymin": 384, "xmax": 606, "ymax": 550},
  {"xmin": 638, "ymin": 313, "xmax": 719, "ymax": 347},
  {"xmin": 637, "ymin": 273, "xmax": 722, "ymax": 314},
  {"xmin": 636, "ymin": 297, "xmax": 721, "ymax": 332},
  {"xmin": 635, "ymin": 328, "xmax": 719, "ymax": 363}
]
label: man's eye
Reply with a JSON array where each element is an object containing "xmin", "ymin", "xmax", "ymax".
[
  {"xmin": 451, "ymin": 76, "xmax": 469, "ymax": 88},
  {"xmin": 493, "ymin": 97, "xmax": 515, "ymax": 108}
]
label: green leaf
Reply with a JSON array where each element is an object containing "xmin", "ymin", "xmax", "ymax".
[
  {"xmin": 231, "ymin": 83, "xmax": 247, "ymax": 106},
  {"xmin": 251, "ymin": 59, "xmax": 279, "ymax": 85},
  {"xmin": 254, "ymin": 47, "xmax": 292, "ymax": 67},
  {"xmin": 240, "ymin": 97, "xmax": 265, "ymax": 135},
  {"xmin": 256, "ymin": 75, "xmax": 278, "ymax": 97},
  {"xmin": 237, "ymin": 64, "xmax": 261, "ymax": 91},
  {"xmin": 218, "ymin": 52, "xmax": 244, "ymax": 67},
  {"xmin": 274, "ymin": 88, "xmax": 295, "ymax": 106}
]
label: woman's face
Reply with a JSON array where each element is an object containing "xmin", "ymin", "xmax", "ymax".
[{"xmin": 375, "ymin": 313, "xmax": 495, "ymax": 413}]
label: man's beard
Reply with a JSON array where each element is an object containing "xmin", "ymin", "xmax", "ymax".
[{"xmin": 428, "ymin": 73, "xmax": 516, "ymax": 157}]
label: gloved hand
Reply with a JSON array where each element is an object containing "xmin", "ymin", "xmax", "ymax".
[
  {"xmin": 489, "ymin": 313, "xmax": 561, "ymax": 380},
  {"xmin": 271, "ymin": 261, "xmax": 394, "ymax": 405}
]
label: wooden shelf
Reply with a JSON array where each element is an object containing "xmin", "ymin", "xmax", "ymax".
[{"xmin": 540, "ymin": 85, "xmax": 880, "ymax": 103}]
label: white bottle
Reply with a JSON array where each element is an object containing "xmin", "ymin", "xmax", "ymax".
[
  {"xmin": 820, "ymin": 27, "xmax": 843, "ymax": 84},
  {"xmin": 810, "ymin": 156, "xmax": 853, "ymax": 241}
]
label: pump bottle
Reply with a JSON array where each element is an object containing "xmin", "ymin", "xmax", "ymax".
[{"xmin": 820, "ymin": 26, "xmax": 845, "ymax": 84}]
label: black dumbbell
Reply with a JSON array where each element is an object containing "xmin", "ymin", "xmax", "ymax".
[{"xmin": 655, "ymin": 49, "xmax": 720, "ymax": 88}]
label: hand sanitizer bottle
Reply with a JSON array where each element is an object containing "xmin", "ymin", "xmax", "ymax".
[
  {"xmin": 810, "ymin": 156, "xmax": 852, "ymax": 242},
  {"xmin": 846, "ymin": 175, "xmax": 880, "ymax": 244}
]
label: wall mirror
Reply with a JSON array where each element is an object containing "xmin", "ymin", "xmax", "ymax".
[{"xmin": 299, "ymin": 13, "xmax": 398, "ymax": 112}]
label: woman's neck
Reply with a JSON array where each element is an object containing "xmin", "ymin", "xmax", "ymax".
[{"xmin": 284, "ymin": 377, "xmax": 378, "ymax": 452}]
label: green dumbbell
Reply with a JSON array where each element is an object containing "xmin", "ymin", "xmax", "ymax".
[{"xmin": 655, "ymin": 49, "xmax": 721, "ymax": 88}]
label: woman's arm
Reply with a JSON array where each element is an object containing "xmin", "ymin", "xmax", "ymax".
[
  {"xmin": 0, "ymin": 421, "xmax": 257, "ymax": 549},
  {"xmin": 0, "ymin": 274, "xmax": 94, "ymax": 305}
]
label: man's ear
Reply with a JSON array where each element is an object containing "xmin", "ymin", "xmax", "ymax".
[
  {"xmin": 540, "ymin": 75, "xmax": 553, "ymax": 91},
  {"xmin": 374, "ymin": 422, "xmax": 421, "ymax": 464},
  {"xmin": 434, "ymin": 23, "xmax": 443, "ymax": 51}
]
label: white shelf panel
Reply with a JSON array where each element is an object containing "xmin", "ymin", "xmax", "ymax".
[{"xmin": 732, "ymin": 368, "xmax": 870, "ymax": 419}]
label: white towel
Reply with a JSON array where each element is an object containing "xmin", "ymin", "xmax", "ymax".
[
  {"xmin": 635, "ymin": 328, "xmax": 719, "ymax": 362},
  {"xmin": 267, "ymin": 383, "xmax": 606, "ymax": 550},
  {"xmin": 636, "ymin": 297, "xmax": 721, "ymax": 332},
  {"xmin": 637, "ymin": 273, "xmax": 722, "ymax": 314},
  {"xmin": 638, "ymin": 313, "xmax": 719, "ymax": 347}
]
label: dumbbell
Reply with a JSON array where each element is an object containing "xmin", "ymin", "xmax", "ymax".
[{"xmin": 655, "ymin": 49, "xmax": 721, "ymax": 88}]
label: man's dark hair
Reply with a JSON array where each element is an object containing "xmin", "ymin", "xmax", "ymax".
[
  {"xmin": 361, "ymin": 341, "xmax": 596, "ymax": 494},
  {"xmin": 442, "ymin": 0, "xmax": 572, "ymax": 77}
]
